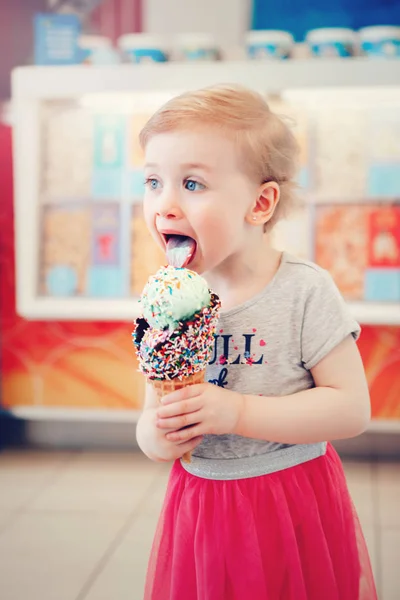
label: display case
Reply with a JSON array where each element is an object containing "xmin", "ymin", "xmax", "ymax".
[
  {"xmin": 8, "ymin": 59, "xmax": 400, "ymax": 432},
  {"xmin": 12, "ymin": 59, "xmax": 400, "ymax": 325}
]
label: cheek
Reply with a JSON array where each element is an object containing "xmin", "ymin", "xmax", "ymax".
[
  {"xmin": 143, "ymin": 198, "xmax": 155, "ymax": 227},
  {"xmin": 194, "ymin": 208, "xmax": 224, "ymax": 237},
  {"xmin": 206, "ymin": 204, "xmax": 244, "ymax": 234},
  {"xmin": 197, "ymin": 213, "xmax": 236, "ymax": 254}
]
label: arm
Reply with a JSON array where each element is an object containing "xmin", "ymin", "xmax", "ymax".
[
  {"xmin": 235, "ymin": 335, "xmax": 371, "ymax": 444},
  {"xmin": 136, "ymin": 382, "xmax": 203, "ymax": 462},
  {"xmin": 157, "ymin": 336, "xmax": 371, "ymax": 445}
]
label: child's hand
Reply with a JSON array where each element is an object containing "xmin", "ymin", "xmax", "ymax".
[
  {"xmin": 137, "ymin": 406, "xmax": 204, "ymax": 462},
  {"xmin": 156, "ymin": 384, "xmax": 244, "ymax": 443}
]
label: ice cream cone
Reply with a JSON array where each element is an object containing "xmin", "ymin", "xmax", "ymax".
[
  {"xmin": 133, "ymin": 266, "xmax": 220, "ymax": 465},
  {"xmin": 151, "ymin": 370, "xmax": 205, "ymax": 463}
]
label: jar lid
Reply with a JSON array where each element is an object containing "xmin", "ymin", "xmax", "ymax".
[
  {"xmin": 245, "ymin": 30, "xmax": 294, "ymax": 45},
  {"xmin": 306, "ymin": 28, "xmax": 357, "ymax": 43},
  {"xmin": 359, "ymin": 26, "xmax": 400, "ymax": 41}
]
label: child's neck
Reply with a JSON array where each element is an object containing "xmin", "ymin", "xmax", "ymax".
[{"xmin": 205, "ymin": 236, "xmax": 282, "ymax": 312}]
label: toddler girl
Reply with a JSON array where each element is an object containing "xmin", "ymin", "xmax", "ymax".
[{"xmin": 136, "ymin": 85, "xmax": 377, "ymax": 600}]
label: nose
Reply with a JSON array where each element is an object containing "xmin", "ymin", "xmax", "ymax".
[{"xmin": 156, "ymin": 188, "xmax": 183, "ymax": 219}]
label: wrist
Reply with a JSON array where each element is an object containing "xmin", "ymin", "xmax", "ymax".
[{"xmin": 233, "ymin": 392, "xmax": 248, "ymax": 436}]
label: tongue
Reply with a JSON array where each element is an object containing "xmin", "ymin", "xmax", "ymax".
[{"xmin": 166, "ymin": 235, "xmax": 196, "ymax": 268}]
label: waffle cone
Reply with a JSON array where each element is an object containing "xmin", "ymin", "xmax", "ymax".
[{"xmin": 151, "ymin": 370, "xmax": 205, "ymax": 463}]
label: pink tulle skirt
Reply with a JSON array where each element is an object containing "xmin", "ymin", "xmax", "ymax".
[{"xmin": 144, "ymin": 444, "xmax": 377, "ymax": 600}]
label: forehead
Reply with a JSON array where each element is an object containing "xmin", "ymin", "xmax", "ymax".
[{"xmin": 144, "ymin": 127, "xmax": 240, "ymax": 172}]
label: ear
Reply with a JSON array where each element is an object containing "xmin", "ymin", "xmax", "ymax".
[{"xmin": 246, "ymin": 182, "xmax": 280, "ymax": 226}]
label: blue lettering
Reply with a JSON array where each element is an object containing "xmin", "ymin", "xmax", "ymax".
[
  {"xmin": 242, "ymin": 334, "xmax": 264, "ymax": 364},
  {"xmin": 209, "ymin": 367, "xmax": 229, "ymax": 388}
]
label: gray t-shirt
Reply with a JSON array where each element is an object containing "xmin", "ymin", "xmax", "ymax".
[{"xmin": 183, "ymin": 252, "xmax": 360, "ymax": 480}]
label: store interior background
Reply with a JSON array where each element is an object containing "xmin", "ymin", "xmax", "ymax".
[{"xmin": 1, "ymin": 1, "xmax": 400, "ymax": 599}]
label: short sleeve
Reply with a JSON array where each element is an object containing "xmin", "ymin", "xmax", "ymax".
[{"xmin": 301, "ymin": 269, "xmax": 361, "ymax": 370}]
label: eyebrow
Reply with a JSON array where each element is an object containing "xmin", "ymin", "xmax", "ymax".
[{"xmin": 144, "ymin": 162, "xmax": 214, "ymax": 172}]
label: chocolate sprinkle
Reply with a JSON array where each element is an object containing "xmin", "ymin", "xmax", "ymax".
[{"xmin": 132, "ymin": 291, "xmax": 221, "ymax": 381}]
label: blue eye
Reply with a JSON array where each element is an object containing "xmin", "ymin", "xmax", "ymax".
[
  {"xmin": 184, "ymin": 179, "xmax": 205, "ymax": 192},
  {"xmin": 145, "ymin": 178, "xmax": 160, "ymax": 190}
]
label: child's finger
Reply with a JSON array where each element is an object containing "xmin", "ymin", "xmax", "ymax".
[
  {"xmin": 177, "ymin": 435, "xmax": 203, "ymax": 452},
  {"xmin": 161, "ymin": 384, "xmax": 205, "ymax": 405},
  {"xmin": 157, "ymin": 397, "xmax": 203, "ymax": 419},
  {"xmin": 157, "ymin": 410, "xmax": 202, "ymax": 430},
  {"xmin": 167, "ymin": 424, "xmax": 203, "ymax": 443}
]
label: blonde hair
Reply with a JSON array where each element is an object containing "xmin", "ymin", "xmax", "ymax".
[{"xmin": 139, "ymin": 84, "xmax": 300, "ymax": 228}]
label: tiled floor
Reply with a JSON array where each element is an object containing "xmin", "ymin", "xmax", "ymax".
[{"xmin": 0, "ymin": 450, "xmax": 398, "ymax": 600}]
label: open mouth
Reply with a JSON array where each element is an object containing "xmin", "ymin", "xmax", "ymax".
[{"xmin": 163, "ymin": 234, "xmax": 197, "ymax": 268}]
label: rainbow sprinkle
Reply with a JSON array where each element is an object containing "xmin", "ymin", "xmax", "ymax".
[{"xmin": 132, "ymin": 293, "xmax": 221, "ymax": 381}]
